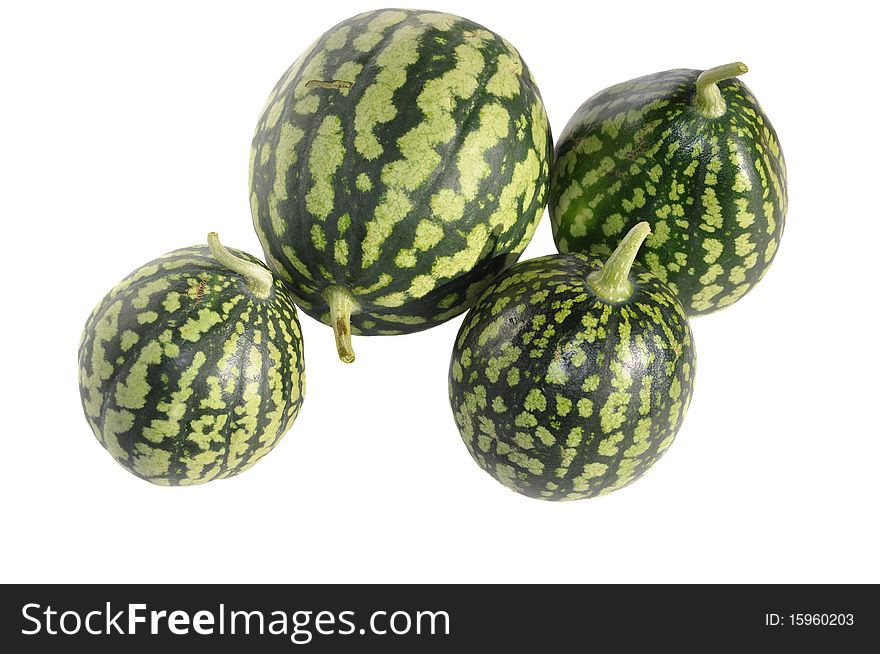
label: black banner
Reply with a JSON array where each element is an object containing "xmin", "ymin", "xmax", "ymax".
[{"xmin": 1, "ymin": 584, "xmax": 875, "ymax": 650}]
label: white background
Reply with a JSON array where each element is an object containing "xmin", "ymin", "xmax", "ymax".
[{"xmin": 1, "ymin": 0, "xmax": 877, "ymax": 584}]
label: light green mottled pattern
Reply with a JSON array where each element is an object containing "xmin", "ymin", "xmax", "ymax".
[
  {"xmin": 305, "ymin": 114, "xmax": 345, "ymax": 221},
  {"xmin": 449, "ymin": 253, "xmax": 695, "ymax": 500},
  {"xmin": 550, "ymin": 69, "xmax": 787, "ymax": 315},
  {"xmin": 249, "ymin": 9, "xmax": 552, "ymax": 337},
  {"xmin": 78, "ymin": 245, "xmax": 305, "ymax": 486}
]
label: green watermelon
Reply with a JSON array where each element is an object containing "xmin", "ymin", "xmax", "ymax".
[
  {"xmin": 550, "ymin": 62, "xmax": 787, "ymax": 315},
  {"xmin": 249, "ymin": 8, "xmax": 552, "ymax": 362},
  {"xmin": 449, "ymin": 223, "xmax": 695, "ymax": 500},
  {"xmin": 77, "ymin": 233, "xmax": 305, "ymax": 485}
]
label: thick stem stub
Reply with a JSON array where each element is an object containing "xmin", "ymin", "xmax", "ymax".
[
  {"xmin": 323, "ymin": 285, "xmax": 358, "ymax": 364},
  {"xmin": 693, "ymin": 62, "xmax": 748, "ymax": 118},
  {"xmin": 207, "ymin": 232, "xmax": 273, "ymax": 300},
  {"xmin": 587, "ymin": 222, "xmax": 651, "ymax": 303}
]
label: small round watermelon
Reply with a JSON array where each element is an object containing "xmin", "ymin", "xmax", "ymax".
[
  {"xmin": 449, "ymin": 223, "xmax": 696, "ymax": 500},
  {"xmin": 249, "ymin": 9, "xmax": 552, "ymax": 362},
  {"xmin": 550, "ymin": 62, "xmax": 787, "ymax": 315},
  {"xmin": 77, "ymin": 234, "xmax": 305, "ymax": 485}
]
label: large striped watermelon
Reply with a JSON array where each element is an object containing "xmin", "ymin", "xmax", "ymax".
[
  {"xmin": 250, "ymin": 9, "xmax": 552, "ymax": 362},
  {"xmin": 550, "ymin": 63, "xmax": 787, "ymax": 315},
  {"xmin": 449, "ymin": 223, "xmax": 695, "ymax": 500},
  {"xmin": 77, "ymin": 234, "xmax": 305, "ymax": 485}
]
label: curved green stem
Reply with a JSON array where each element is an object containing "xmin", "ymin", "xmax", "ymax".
[
  {"xmin": 323, "ymin": 285, "xmax": 358, "ymax": 364},
  {"xmin": 693, "ymin": 62, "xmax": 748, "ymax": 118},
  {"xmin": 587, "ymin": 222, "xmax": 651, "ymax": 303},
  {"xmin": 207, "ymin": 232, "xmax": 273, "ymax": 300}
]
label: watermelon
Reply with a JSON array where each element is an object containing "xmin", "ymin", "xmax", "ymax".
[
  {"xmin": 249, "ymin": 9, "xmax": 552, "ymax": 362},
  {"xmin": 449, "ymin": 223, "xmax": 695, "ymax": 500},
  {"xmin": 550, "ymin": 62, "xmax": 787, "ymax": 315},
  {"xmin": 77, "ymin": 233, "xmax": 305, "ymax": 485}
]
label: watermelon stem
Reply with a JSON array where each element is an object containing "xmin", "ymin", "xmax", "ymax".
[
  {"xmin": 587, "ymin": 222, "xmax": 651, "ymax": 303},
  {"xmin": 207, "ymin": 232, "xmax": 273, "ymax": 300},
  {"xmin": 323, "ymin": 286, "xmax": 357, "ymax": 364},
  {"xmin": 693, "ymin": 62, "xmax": 748, "ymax": 119}
]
